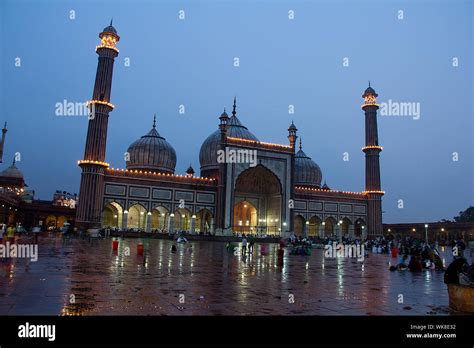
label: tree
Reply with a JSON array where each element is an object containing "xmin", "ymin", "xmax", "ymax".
[{"xmin": 453, "ymin": 206, "xmax": 474, "ymax": 222}]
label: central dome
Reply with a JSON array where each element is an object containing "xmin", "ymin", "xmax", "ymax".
[
  {"xmin": 294, "ymin": 140, "xmax": 322, "ymax": 188},
  {"xmin": 199, "ymin": 101, "xmax": 258, "ymax": 176},
  {"xmin": 126, "ymin": 116, "xmax": 177, "ymax": 174}
]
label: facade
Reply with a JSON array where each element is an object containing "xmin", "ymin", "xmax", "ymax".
[{"xmin": 76, "ymin": 23, "xmax": 384, "ymax": 239}]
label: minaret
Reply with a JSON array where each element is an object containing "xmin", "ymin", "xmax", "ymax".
[
  {"xmin": 361, "ymin": 83, "xmax": 384, "ymax": 238},
  {"xmin": 0, "ymin": 122, "xmax": 7, "ymax": 163},
  {"xmin": 76, "ymin": 21, "xmax": 120, "ymax": 230},
  {"xmin": 288, "ymin": 121, "xmax": 298, "ymax": 236},
  {"xmin": 215, "ymin": 106, "xmax": 230, "ymax": 232}
]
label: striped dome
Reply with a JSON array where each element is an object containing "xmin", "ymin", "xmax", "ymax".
[
  {"xmin": 199, "ymin": 110, "xmax": 258, "ymax": 173},
  {"xmin": 294, "ymin": 145, "xmax": 322, "ymax": 188},
  {"xmin": 126, "ymin": 118, "xmax": 176, "ymax": 174}
]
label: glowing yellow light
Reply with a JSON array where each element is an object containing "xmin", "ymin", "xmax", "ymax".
[
  {"xmin": 363, "ymin": 190, "xmax": 385, "ymax": 195},
  {"xmin": 226, "ymin": 136, "xmax": 292, "ymax": 150},
  {"xmin": 362, "ymin": 145, "xmax": 383, "ymax": 151},
  {"xmin": 87, "ymin": 100, "xmax": 115, "ymax": 109},
  {"xmin": 77, "ymin": 160, "xmax": 110, "ymax": 167}
]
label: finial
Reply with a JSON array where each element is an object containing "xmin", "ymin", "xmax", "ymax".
[
  {"xmin": 368, "ymin": 80, "xmax": 371, "ymax": 88},
  {"xmin": 12, "ymin": 157, "xmax": 15, "ymax": 166},
  {"xmin": 3, "ymin": 122, "xmax": 6, "ymax": 129},
  {"xmin": 232, "ymin": 96, "xmax": 237, "ymax": 117},
  {"xmin": 299, "ymin": 137, "xmax": 302, "ymax": 150},
  {"xmin": 110, "ymin": 18, "xmax": 113, "ymax": 26},
  {"xmin": 153, "ymin": 114, "xmax": 156, "ymax": 128}
]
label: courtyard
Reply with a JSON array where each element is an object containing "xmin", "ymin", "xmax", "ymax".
[{"xmin": 0, "ymin": 235, "xmax": 466, "ymax": 316}]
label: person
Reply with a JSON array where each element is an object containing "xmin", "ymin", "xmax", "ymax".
[
  {"xmin": 248, "ymin": 237, "xmax": 255, "ymax": 253},
  {"xmin": 408, "ymin": 255, "xmax": 422, "ymax": 272},
  {"xmin": 0, "ymin": 224, "xmax": 4, "ymax": 244},
  {"xmin": 171, "ymin": 244, "xmax": 177, "ymax": 253},
  {"xmin": 241, "ymin": 235, "xmax": 247, "ymax": 255},
  {"xmin": 444, "ymin": 257, "xmax": 468, "ymax": 284},
  {"xmin": 6, "ymin": 224, "xmax": 15, "ymax": 243}
]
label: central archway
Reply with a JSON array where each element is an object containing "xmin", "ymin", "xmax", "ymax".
[{"xmin": 233, "ymin": 164, "xmax": 282, "ymax": 235}]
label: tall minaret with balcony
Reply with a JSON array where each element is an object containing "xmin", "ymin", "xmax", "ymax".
[
  {"xmin": 76, "ymin": 21, "xmax": 119, "ymax": 230},
  {"xmin": 361, "ymin": 84, "xmax": 384, "ymax": 238}
]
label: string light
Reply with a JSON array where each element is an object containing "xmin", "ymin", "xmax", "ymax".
[
  {"xmin": 77, "ymin": 160, "xmax": 110, "ymax": 167},
  {"xmin": 363, "ymin": 190, "xmax": 385, "ymax": 195},
  {"xmin": 87, "ymin": 100, "xmax": 115, "ymax": 109},
  {"xmin": 226, "ymin": 136, "xmax": 292, "ymax": 150},
  {"xmin": 362, "ymin": 145, "xmax": 383, "ymax": 151},
  {"xmin": 295, "ymin": 186, "xmax": 365, "ymax": 196},
  {"xmin": 105, "ymin": 167, "xmax": 216, "ymax": 183}
]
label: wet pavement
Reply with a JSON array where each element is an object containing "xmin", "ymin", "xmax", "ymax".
[{"xmin": 0, "ymin": 235, "xmax": 468, "ymax": 316}]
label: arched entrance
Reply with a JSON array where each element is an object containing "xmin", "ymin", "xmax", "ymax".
[
  {"xmin": 175, "ymin": 208, "xmax": 191, "ymax": 231},
  {"xmin": 196, "ymin": 208, "xmax": 213, "ymax": 233},
  {"xmin": 341, "ymin": 217, "xmax": 352, "ymax": 238},
  {"xmin": 233, "ymin": 200, "xmax": 257, "ymax": 234},
  {"xmin": 308, "ymin": 215, "xmax": 322, "ymax": 237},
  {"xmin": 127, "ymin": 204, "xmax": 147, "ymax": 230},
  {"xmin": 294, "ymin": 214, "xmax": 305, "ymax": 237},
  {"xmin": 324, "ymin": 217, "xmax": 336, "ymax": 237},
  {"xmin": 151, "ymin": 206, "xmax": 169, "ymax": 230},
  {"xmin": 354, "ymin": 218, "xmax": 366, "ymax": 238},
  {"xmin": 233, "ymin": 164, "xmax": 282, "ymax": 235},
  {"xmin": 103, "ymin": 202, "xmax": 123, "ymax": 228}
]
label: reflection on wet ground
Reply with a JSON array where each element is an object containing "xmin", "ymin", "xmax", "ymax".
[{"xmin": 0, "ymin": 236, "xmax": 468, "ymax": 315}]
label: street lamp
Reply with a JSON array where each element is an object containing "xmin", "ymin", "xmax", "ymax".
[{"xmin": 424, "ymin": 224, "xmax": 429, "ymax": 244}]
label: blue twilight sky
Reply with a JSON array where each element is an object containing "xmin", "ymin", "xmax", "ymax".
[{"xmin": 0, "ymin": 0, "xmax": 472, "ymax": 223}]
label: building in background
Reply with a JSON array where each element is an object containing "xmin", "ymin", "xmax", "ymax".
[
  {"xmin": 0, "ymin": 123, "xmax": 76, "ymax": 230},
  {"xmin": 75, "ymin": 23, "xmax": 385, "ymax": 239}
]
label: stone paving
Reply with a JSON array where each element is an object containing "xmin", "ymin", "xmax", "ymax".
[{"xmin": 0, "ymin": 235, "xmax": 468, "ymax": 316}]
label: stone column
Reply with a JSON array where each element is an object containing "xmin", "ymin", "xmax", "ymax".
[
  {"xmin": 318, "ymin": 223, "xmax": 324, "ymax": 238},
  {"xmin": 167, "ymin": 214, "xmax": 174, "ymax": 233},
  {"xmin": 122, "ymin": 211, "xmax": 128, "ymax": 229},
  {"xmin": 190, "ymin": 215, "xmax": 196, "ymax": 234},
  {"xmin": 349, "ymin": 224, "xmax": 355, "ymax": 239},
  {"xmin": 146, "ymin": 212, "xmax": 152, "ymax": 232}
]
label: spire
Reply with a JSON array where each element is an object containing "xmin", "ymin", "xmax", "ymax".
[
  {"xmin": 299, "ymin": 137, "xmax": 302, "ymax": 150},
  {"xmin": 110, "ymin": 18, "xmax": 113, "ymax": 26},
  {"xmin": 3, "ymin": 122, "xmax": 6, "ymax": 129},
  {"xmin": 232, "ymin": 96, "xmax": 237, "ymax": 117},
  {"xmin": 153, "ymin": 114, "xmax": 156, "ymax": 128},
  {"xmin": 368, "ymin": 80, "xmax": 371, "ymax": 88}
]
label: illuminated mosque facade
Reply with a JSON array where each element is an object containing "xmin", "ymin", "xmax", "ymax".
[{"xmin": 76, "ymin": 23, "xmax": 384, "ymax": 239}]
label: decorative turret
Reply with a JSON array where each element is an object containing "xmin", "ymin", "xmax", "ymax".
[
  {"xmin": 0, "ymin": 122, "xmax": 7, "ymax": 163},
  {"xmin": 186, "ymin": 164, "xmax": 195, "ymax": 177},
  {"xmin": 288, "ymin": 121, "xmax": 297, "ymax": 149}
]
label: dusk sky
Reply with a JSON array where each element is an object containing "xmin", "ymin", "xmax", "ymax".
[{"xmin": 0, "ymin": 0, "xmax": 472, "ymax": 223}]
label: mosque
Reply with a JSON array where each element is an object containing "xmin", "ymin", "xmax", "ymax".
[{"xmin": 76, "ymin": 22, "xmax": 384, "ymax": 239}]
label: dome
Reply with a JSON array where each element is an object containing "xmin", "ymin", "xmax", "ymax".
[
  {"xmin": 294, "ymin": 141, "xmax": 322, "ymax": 187},
  {"xmin": 0, "ymin": 161, "xmax": 23, "ymax": 179},
  {"xmin": 126, "ymin": 117, "xmax": 177, "ymax": 174},
  {"xmin": 199, "ymin": 100, "xmax": 258, "ymax": 174}
]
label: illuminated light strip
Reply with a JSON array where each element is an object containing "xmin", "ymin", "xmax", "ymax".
[
  {"xmin": 294, "ymin": 186, "xmax": 365, "ymax": 196},
  {"xmin": 361, "ymin": 103, "xmax": 379, "ymax": 108},
  {"xmin": 363, "ymin": 190, "xmax": 385, "ymax": 195},
  {"xmin": 362, "ymin": 145, "xmax": 383, "ymax": 151},
  {"xmin": 96, "ymin": 44, "xmax": 119, "ymax": 53},
  {"xmin": 78, "ymin": 160, "xmax": 110, "ymax": 167},
  {"xmin": 226, "ymin": 136, "xmax": 292, "ymax": 149},
  {"xmin": 87, "ymin": 100, "xmax": 115, "ymax": 109},
  {"xmin": 106, "ymin": 168, "xmax": 216, "ymax": 182}
]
